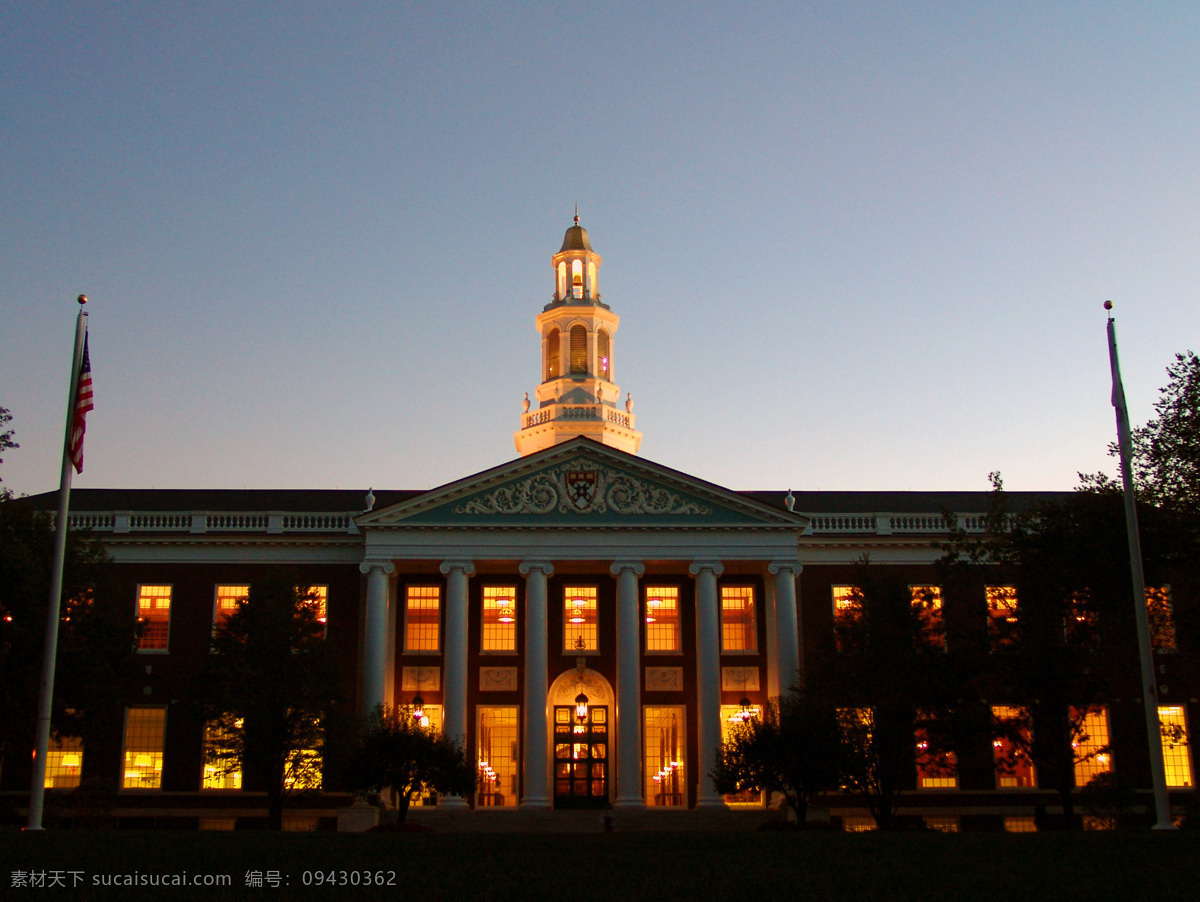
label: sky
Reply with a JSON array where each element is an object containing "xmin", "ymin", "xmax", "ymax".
[{"xmin": 1, "ymin": 2, "xmax": 1197, "ymax": 498}]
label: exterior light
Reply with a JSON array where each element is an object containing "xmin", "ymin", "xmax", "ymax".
[
  {"xmin": 575, "ymin": 691, "xmax": 589, "ymax": 723},
  {"xmin": 411, "ymin": 695, "xmax": 425, "ymax": 723}
]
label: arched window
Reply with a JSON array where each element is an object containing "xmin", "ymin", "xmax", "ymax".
[
  {"xmin": 597, "ymin": 329, "xmax": 611, "ymax": 379},
  {"xmin": 546, "ymin": 329, "xmax": 560, "ymax": 380},
  {"xmin": 571, "ymin": 260, "xmax": 583, "ymax": 299},
  {"xmin": 587, "ymin": 262, "xmax": 597, "ymax": 298},
  {"xmin": 570, "ymin": 325, "xmax": 587, "ymax": 374},
  {"xmin": 556, "ymin": 263, "xmax": 566, "ymax": 300}
]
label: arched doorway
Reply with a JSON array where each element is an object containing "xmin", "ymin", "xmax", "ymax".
[{"xmin": 547, "ymin": 667, "xmax": 614, "ymax": 809}]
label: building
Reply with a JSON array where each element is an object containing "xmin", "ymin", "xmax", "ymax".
[{"xmin": 8, "ymin": 218, "xmax": 1195, "ymax": 830}]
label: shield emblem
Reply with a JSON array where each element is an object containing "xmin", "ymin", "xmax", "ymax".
[{"xmin": 565, "ymin": 471, "xmax": 598, "ymax": 511}]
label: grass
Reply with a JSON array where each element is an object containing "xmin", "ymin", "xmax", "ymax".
[{"xmin": 2, "ymin": 829, "xmax": 1196, "ymax": 900}]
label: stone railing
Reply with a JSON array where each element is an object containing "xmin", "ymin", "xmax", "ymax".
[
  {"xmin": 521, "ymin": 403, "xmax": 633, "ymax": 429},
  {"xmin": 62, "ymin": 511, "xmax": 359, "ymax": 535},
  {"xmin": 803, "ymin": 513, "xmax": 985, "ymax": 537}
]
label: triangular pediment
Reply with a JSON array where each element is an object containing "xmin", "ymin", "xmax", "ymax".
[{"xmin": 357, "ymin": 438, "xmax": 805, "ymax": 530}]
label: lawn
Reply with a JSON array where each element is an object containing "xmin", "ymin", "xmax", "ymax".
[{"xmin": 2, "ymin": 829, "xmax": 1195, "ymax": 901}]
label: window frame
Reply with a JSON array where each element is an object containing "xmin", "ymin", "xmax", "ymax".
[
  {"xmin": 562, "ymin": 586, "xmax": 599, "ymax": 655},
  {"xmin": 403, "ymin": 585, "xmax": 442, "ymax": 654},
  {"xmin": 121, "ymin": 706, "xmax": 167, "ymax": 790},
  {"xmin": 910, "ymin": 584, "xmax": 945, "ymax": 651},
  {"xmin": 481, "ymin": 585, "xmax": 518, "ymax": 655},
  {"xmin": 720, "ymin": 585, "xmax": 758, "ymax": 654},
  {"xmin": 135, "ymin": 584, "xmax": 172, "ymax": 653},
  {"xmin": 644, "ymin": 586, "xmax": 681, "ymax": 654}
]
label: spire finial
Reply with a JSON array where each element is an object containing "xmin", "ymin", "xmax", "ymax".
[{"xmin": 574, "ymin": 201, "xmax": 579, "ymax": 226}]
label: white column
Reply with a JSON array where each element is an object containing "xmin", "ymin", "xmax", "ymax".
[
  {"xmin": 359, "ymin": 560, "xmax": 395, "ymax": 717},
  {"xmin": 769, "ymin": 561, "xmax": 802, "ymax": 696},
  {"xmin": 520, "ymin": 561, "xmax": 553, "ymax": 808},
  {"xmin": 439, "ymin": 559, "xmax": 474, "ymax": 808},
  {"xmin": 690, "ymin": 560, "xmax": 726, "ymax": 808},
  {"xmin": 611, "ymin": 560, "xmax": 646, "ymax": 808}
]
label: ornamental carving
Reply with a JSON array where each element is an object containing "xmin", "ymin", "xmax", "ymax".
[
  {"xmin": 453, "ymin": 462, "xmax": 710, "ymax": 516},
  {"xmin": 721, "ymin": 666, "xmax": 760, "ymax": 692},
  {"xmin": 479, "ymin": 667, "xmax": 518, "ymax": 692},
  {"xmin": 401, "ymin": 667, "xmax": 440, "ymax": 692},
  {"xmin": 645, "ymin": 667, "xmax": 684, "ymax": 692}
]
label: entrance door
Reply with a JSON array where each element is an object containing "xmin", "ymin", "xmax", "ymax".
[{"xmin": 553, "ymin": 705, "xmax": 608, "ymax": 808}]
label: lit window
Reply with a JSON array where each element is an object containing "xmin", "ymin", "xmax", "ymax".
[
  {"xmin": 1159, "ymin": 706, "xmax": 1193, "ymax": 788},
  {"xmin": 202, "ymin": 719, "xmax": 242, "ymax": 790},
  {"xmin": 569, "ymin": 325, "xmax": 587, "ymax": 374},
  {"xmin": 911, "ymin": 585, "xmax": 944, "ymax": 650},
  {"xmin": 720, "ymin": 705, "xmax": 761, "ymax": 805},
  {"xmin": 645, "ymin": 587, "xmax": 680, "ymax": 653},
  {"xmin": 645, "ymin": 706, "xmax": 686, "ymax": 806},
  {"xmin": 986, "ymin": 586, "xmax": 1018, "ymax": 650},
  {"xmin": 721, "ymin": 586, "xmax": 757, "ymax": 653},
  {"xmin": 300, "ymin": 585, "xmax": 327, "ymax": 638},
  {"xmin": 597, "ymin": 329, "xmax": 611, "ymax": 379},
  {"xmin": 571, "ymin": 260, "xmax": 583, "ymax": 299},
  {"xmin": 404, "ymin": 586, "xmax": 441, "ymax": 653},
  {"xmin": 832, "ymin": 585, "xmax": 863, "ymax": 652},
  {"xmin": 1004, "ymin": 816, "xmax": 1037, "ymax": 833},
  {"xmin": 213, "ymin": 585, "xmax": 248, "ymax": 633},
  {"xmin": 1147, "ymin": 587, "xmax": 1176, "ymax": 652},
  {"xmin": 282, "ymin": 816, "xmax": 319, "ymax": 831},
  {"xmin": 563, "ymin": 587, "xmax": 598, "ymax": 653},
  {"xmin": 411, "ymin": 703, "xmax": 442, "ymax": 734},
  {"xmin": 546, "ymin": 328, "xmax": 561, "ymax": 379},
  {"xmin": 136, "ymin": 585, "xmax": 171, "ymax": 652},
  {"xmin": 925, "ymin": 816, "xmax": 959, "ymax": 832},
  {"xmin": 843, "ymin": 816, "xmax": 876, "ymax": 832},
  {"xmin": 1064, "ymin": 591, "xmax": 1099, "ymax": 649},
  {"xmin": 284, "ymin": 744, "xmax": 322, "ymax": 791},
  {"xmin": 44, "ymin": 734, "xmax": 83, "ymax": 789},
  {"xmin": 992, "ymin": 706, "xmax": 1036, "ymax": 788},
  {"xmin": 916, "ymin": 721, "xmax": 957, "ymax": 789},
  {"xmin": 122, "ymin": 707, "xmax": 166, "ymax": 789},
  {"xmin": 587, "ymin": 261, "xmax": 596, "ymax": 296},
  {"xmin": 556, "ymin": 263, "xmax": 566, "ymax": 300},
  {"xmin": 1072, "ymin": 706, "xmax": 1112, "ymax": 787},
  {"xmin": 476, "ymin": 706, "xmax": 519, "ymax": 807},
  {"xmin": 482, "ymin": 586, "xmax": 517, "ymax": 653}
]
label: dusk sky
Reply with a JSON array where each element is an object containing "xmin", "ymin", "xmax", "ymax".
[{"xmin": 2, "ymin": 3, "xmax": 1197, "ymax": 499}]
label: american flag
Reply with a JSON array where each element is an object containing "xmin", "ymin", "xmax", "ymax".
[{"xmin": 68, "ymin": 334, "xmax": 93, "ymax": 473}]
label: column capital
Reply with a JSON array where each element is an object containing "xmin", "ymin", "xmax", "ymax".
[
  {"xmin": 519, "ymin": 561, "xmax": 555, "ymax": 577},
  {"xmin": 359, "ymin": 559, "xmax": 396, "ymax": 576},
  {"xmin": 609, "ymin": 560, "xmax": 645, "ymax": 577},
  {"xmin": 688, "ymin": 560, "xmax": 725, "ymax": 577},
  {"xmin": 768, "ymin": 560, "xmax": 803, "ymax": 576},
  {"xmin": 439, "ymin": 560, "xmax": 476, "ymax": 577}
]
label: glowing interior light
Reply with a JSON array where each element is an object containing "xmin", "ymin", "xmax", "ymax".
[
  {"xmin": 569, "ymin": 602, "xmax": 585, "ymax": 623},
  {"xmin": 497, "ymin": 597, "xmax": 515, "ymax": 623}
]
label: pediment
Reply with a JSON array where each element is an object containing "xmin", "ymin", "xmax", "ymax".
[{"xmin": 357, "ymin": 438, "xmax": 805, "ymax": 530}]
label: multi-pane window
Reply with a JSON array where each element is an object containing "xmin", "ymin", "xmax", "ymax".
[
  {"xmin": 301, "ymin": 585, "xmax": 328, "ymax": 638},
  {"xmin": 720, "ymin": 705, "xmax": 761, "ymax": 804},
  {"xmin": 987, "ymin": 586, "xmax": 1018, "ymax": 650},
  {"xmin": 546, "ymin": 328, "xmax": 561, "ymax": 379},
  {"xmin": 284, "ymin": 746, "xmax": 323, "ymax": 791},
  {"xmin": 202, "ymin": 719, "xmax": 242, "ymax": 790},
  {"xmin": 645, "ymin": 706, "xmax": 686, "ymax": 806},
  {"xmin": 476, "ymin": 706, "xmax": 519, "ymax": 807},
  {"xmin": 564, "ymin": 587, "xmax": 598, "ymax": 652},
  {"xmin": 569, "ymin": 325, "xmax": 587, "ymax": 373},
  {"xmin": 482, "ymin": 586, "xmax": 517, "ymax": 653},
  {"xmin": 597, "ymin": 329, "xmax": 611, "ymax": 379},
  {"xmin": 213, "ymin": 585, "xmax": 248, "ymax": 633},
  {"xmin": 1072, "ymin": 706, "xmax": 1113, "ymax": 787},
  {"xmin": 136, "ymin": 585, "xmax": 172, "ymax": 651},
  {"xmin": 1147, "ymin": 587, "xmax": 1177, "ymax": 652},
  {"xmin": 405, "ymin": 586, "xmax": 441, "ymax": 653},
  {"xmin": 1159, "ymin": 706, "xmax": 1193, "ymax": 788},
  {"xmin": 916, "ymin": 723, "xmax": 957, "ymax": 789},
  {"xmin": 645, "ymin": 587, "xmax": 680, "ymax": 653},
  {"xmin": 44, "ymin": 734, "xmax": 83, "ymax": 789},
  {"xmin": 992, "ymin": 706, "xmax": 1036, "ymax": 788},
  {"xmin": 832, "ymin": 585, "xmax": 863, "ymax": 652},
  {"xmin": 911, "ymin": 585, "xmax": 945, "ymax": 650},
  {"xmin": 571, "ymin": 260, "xmax": 583, "ymax": 299},
  {"xmin": 122, "ymin": 707, "xmax": 166, "ymax": 789},
  {"xmin": 721, "ymin": 586, "xmax": 756, "ymax": 653}
]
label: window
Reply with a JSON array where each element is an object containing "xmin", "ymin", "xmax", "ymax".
[
  {"xmin": 136, "ymin": 585, "xmax": 171, "ymax": 651},
  {"xmin": 569, "ymin": 325, "xmax": 587, "ymax": 374},
  {"xmin": 44, "ymin": 734, "xmax": 83, "ymax": 789},
  {"xmin": 832, "ymin": 585, "xmax": 863, "ymax": 652},
  {"xmin": 301, "ymin": 585, "xmax": 327, "ymax": 638},
  {"xmin": 721, "ymin": 586, "xmax": 757, "ymax": 653},
  {"xmin": 986, "ymin": 586, "xmax": 1018, "ymax": 651},
  {"xmin": 482, "ymin": 586, "xmax": 517, "ymax": 653},
  {"xmin": 571, "ymin": 260, "xmax": 583, "ymax": 298},
  {"xmin": 1147, "ymin": 586, "xmax": 1176, "ymax": 652},
  {"xmin": 644, "ymin": 587, "xmax": 680, "ymax": 652},
  {"xmin": 213, "ymin": 585, "xmax": 248, "ymax": 633},
  {"xmin": 476, "ymin": 706, "xmax": 519, "ymax": 807},
  {"xmin": 1004, "ymin": 816, "xmax": 1037, "ymax": 833},
  {"xmin": 992, "ymin": 706, "xmax": 1036, "ymax": 788},
  {"xmin": 546, "ymin": 328, "xmax": 560, "ymax": 379},
  {"xmin": 563, "ymin": 587, "xmax": 598, "ymax": 652},
  {"xmin": 1159, "ymin": 706, "xmax": 1193, "ymax": 788},
  {"xmin": 284, "ymin": 746, "xmax": 323, "ymax": 791},
  {"xmin": 911, "ymin": 585, "xmax": 944, "ymax": 650},
  {"xmin": 916, "ymin": 719, "xmax": 957, "ymax": 789},
  {"xmin": 1072, "ymin": 706, "xmax": 1112, "ymax": 787},
  {"xmin": 645, "ymin": 706, "xmax": 686, "ymax": 806},
  {"xmin": 720, "ymin": 705, "xmax": 761, "ymax": 804},
  {"xmin": 597, "ymin": 329, "xmax": 611, "ymax": 379},
  {"xmin": 587, "ymin": 261, "xmax": 596, "ymax": 296},
  {"xmin": 556, "ymin": 263, "xmax": 566, "ymax": 300},
  {"xmin": 404, "ymin": 586, "xmax": 441, "ymax": 653},
  {"xmin": 122, "ymin": 707, "xmax": 166, "ymax": 789},
  {"xmin": 842, "ymin": 817, "xmax": 877, "ymax": 832},
  {"xmin": 924, "ymin": 816, "xmax": 959, "ymax": 833},
  {"xmin": 202, "ymin": 719, "xmax": 242, "ymax": 790},
  {"xmin": 1064, "ymin": 591, "xmax": 1099, "ymax": 649}
]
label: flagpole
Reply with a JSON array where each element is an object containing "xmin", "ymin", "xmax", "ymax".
[
  {"xmin": 25, "ymin": 295, "xmax": 89, "ymax": 831},
  {"xmin": 1104, "ymin": 300, "xmax": 1175, "ymax": 831}
]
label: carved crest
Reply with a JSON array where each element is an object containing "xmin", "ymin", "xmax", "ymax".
[{"xmin": 565, "ymin": 470, "xmax": 598, "ymax": 510}]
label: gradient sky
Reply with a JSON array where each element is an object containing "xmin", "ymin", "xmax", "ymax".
[{"xmin": 2, "ymin": 2, "xmax": 1197, "ymax": 499}]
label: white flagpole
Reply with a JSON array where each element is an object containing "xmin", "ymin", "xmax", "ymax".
[
  {"xmin": 1104, "ymin": 300, "xmax": 1175, "ymax": 831},
  {"xmin": 25, "ymin": 295, "xmax": 89, "ymax": 831}
]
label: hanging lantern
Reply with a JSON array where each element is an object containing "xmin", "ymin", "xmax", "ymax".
[
  {"xmin": 411, "ymin": 695, "xmax": 425, "ymax": 723},
  {"xmin": 575, "ymin": 691, "xmax": 589, "ymax": 723},
  {"xmin": 497, "ymin": 596, "xmax": 515, "ymax": 623},
  {"xmin": 569, "ymin": 600, "xmax": 585, "ymax": 624}
]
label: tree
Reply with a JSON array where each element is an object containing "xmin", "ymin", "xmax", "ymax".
[
  {"xmin": 346, "ymin": 705, "xmax": 475, "ymax": 825},
  {"xmin": 0, "ymin": 406, "xmax": 17, "ymax": 499},
  {"xmin": 711, "ymin": 691, "xmax": 842, "ymax": 826},
  {"xmin": 198, "ymin": 576, "xmax": 340, "ymax": 830},
  {"xmin": 0, "ymin": 495, "xmax": 132, "ymax": 790},
  {"xmin": 1127, "ymin": 350, "xmax": 1200, "ymax": 514}
]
